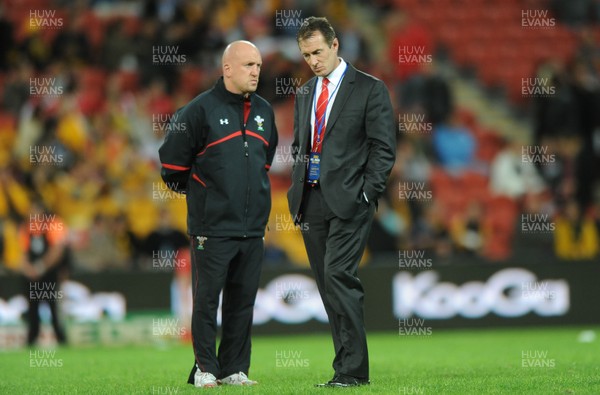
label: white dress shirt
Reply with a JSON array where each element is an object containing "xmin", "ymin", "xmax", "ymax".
[{"xmin": 309, "ymin": 58, "xmax": 347, "ymax": 149}]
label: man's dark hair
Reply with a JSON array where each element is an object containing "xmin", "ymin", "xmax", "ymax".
[{"xmin": 297, "ymin": 16, "xmax": 336, "ymax": 47}]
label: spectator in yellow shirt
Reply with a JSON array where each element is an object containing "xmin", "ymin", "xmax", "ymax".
[{"xmin": 554, "ymin": 199, "xmax": 599, "ymax": 260}]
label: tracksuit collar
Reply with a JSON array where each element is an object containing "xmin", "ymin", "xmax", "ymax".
[{"xmin": 215, "ymin": 77, "xmax": 254, "ymax": 104}]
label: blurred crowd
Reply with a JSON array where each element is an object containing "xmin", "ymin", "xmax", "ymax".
[
  {"xmin": 0, "ymin": 0, "xmax": 598, "ymax": 275},
  {"xmin": 375, "ymin": 0, "xmax": 600, "ymax": 263}
]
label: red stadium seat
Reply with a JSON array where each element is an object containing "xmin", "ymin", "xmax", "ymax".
[
  {"xmin": 177, "ymin": 67, "xmax": 205, "ymax": 98},
  {"xmin": 461, "ymin": 171, "xmax": 489, "ymax": 202},
  {"xmin": 117, "ymin": 70, "xmax": 139, "ymax": 93},
  {"xmin": 456, "ymin": 108, "xmax": 477, "ymax": 130},
  {"xmin": 79, "ymin": 67, "xmax": 108, "ymax": 91},
  {"xmin": 430, "ymin": 166, "xmax": 454, "ymax": 190},
  {"xmin": 475, "ymin": 130, "xmax": 504, "ymax": 163}
]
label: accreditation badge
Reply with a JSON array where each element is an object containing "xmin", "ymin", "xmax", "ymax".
[{"xmin": 307, "ymin": 152, "xmax": 321, "ymax": 184}]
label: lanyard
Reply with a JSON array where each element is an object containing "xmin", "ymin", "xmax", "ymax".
[{"xmin": 312, "ymin": 64, "xmax": 348, "ymax": 146}]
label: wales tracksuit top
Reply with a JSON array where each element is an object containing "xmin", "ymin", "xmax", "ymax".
[{"xmin": 159, "ymin": 77, "xmax": 278, "ymax": 238}]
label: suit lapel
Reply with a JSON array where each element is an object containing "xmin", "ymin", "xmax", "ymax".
[{"xmin": 324, "ymin": 64, "xmax": 356, "ymax": 138}]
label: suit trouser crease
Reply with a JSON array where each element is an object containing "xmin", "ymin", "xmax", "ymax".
[
  {"xmin": 300, "ymin": 187, "xmax": 374, "ymax": 379},
  {"xmin": 187, "ymin": 237, "xmax": 263, "ymax": 383}
]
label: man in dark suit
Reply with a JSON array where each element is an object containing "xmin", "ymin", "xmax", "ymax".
[{"xmin": 287, "ymin": 17, "xmax": 396, "ymax": 387}]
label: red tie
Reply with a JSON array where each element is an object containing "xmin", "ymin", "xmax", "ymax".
[{"xmin": 312, "ymin": 78, "xmax": 329, "ymax": 153}]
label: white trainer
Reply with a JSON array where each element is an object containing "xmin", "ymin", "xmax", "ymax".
[
  {"xmin": 194, "ymin": 371, "xmax": 218, "ymax": 388},
  {"xmin": 219, "ymin": 372, "xmax": 257, "ymax": 386}
]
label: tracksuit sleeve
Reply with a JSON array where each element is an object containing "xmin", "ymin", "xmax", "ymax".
[
  {"xmin": 158, "ymin": 108, "xmax": 195, "ymax": 193},
  {"xmin": 265, "ymin": 110, "xmax": 278, "ymax": 171}
]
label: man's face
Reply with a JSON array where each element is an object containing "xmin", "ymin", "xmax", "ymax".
[
  {"xmin": 298, "ymin": 32, "xmax": 339, "ymax": 77},
  {"xmin": 223, "ymin": 45, "xmax": 262, "ymax": 95}
]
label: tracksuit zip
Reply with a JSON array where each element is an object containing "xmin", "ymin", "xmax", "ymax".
[{"xmin": 242, "ymin": 104, "xmax": 250, "ymax": 238}]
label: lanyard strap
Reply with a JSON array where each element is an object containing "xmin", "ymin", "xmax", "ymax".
[{"xmin": 312, "ymin": 64, "xmax": 348, "ymax": 144}]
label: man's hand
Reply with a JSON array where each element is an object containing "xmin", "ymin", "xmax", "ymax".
[{"xmin": 22, "ymin": 260, "xmax": 44, "ymax": 281}]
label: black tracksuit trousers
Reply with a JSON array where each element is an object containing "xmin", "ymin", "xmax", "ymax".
[{"xmin": 187, "ymin": 236, "xmax": 263, "ymax": 383}]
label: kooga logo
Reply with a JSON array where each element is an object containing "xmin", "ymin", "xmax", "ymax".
[{"xmin": 393, "ymin": 269, "xmax": 569, "ymax": 319}]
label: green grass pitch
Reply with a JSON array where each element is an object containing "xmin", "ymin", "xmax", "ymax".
[{"xmin": 1, "ymin": 326, "xmax": 599, "ymax": 394}]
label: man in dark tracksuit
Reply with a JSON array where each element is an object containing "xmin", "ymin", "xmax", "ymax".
[
  {"xmin": 159, "ymin": 41, "xmax": 277, "ymax": 388},
  {"xmin": 20, "ymin": 201, "xmax": 69, "ymax": 346}
]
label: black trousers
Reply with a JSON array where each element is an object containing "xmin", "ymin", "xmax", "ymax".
[
  {"xmin": 300, "ymin": 186, "xmax": 375, "ymax": 380},
  {"xmin": 187, "ymin": 236, "xmax": 263, "ymax": 383},
  {"xmin": 24, "ymin": 271, "xmax": 67, "ymax": 346}
]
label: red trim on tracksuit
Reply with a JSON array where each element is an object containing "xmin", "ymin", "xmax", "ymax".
[
  {"xmin": 246, "ymin": 130, "xmax": 269, "ymax": 146},
  {"xmin": 197, "ymin": 131, "xmax": 243, "ymax": 156},
  {"xmin": 243, "ymin": 98, "xmax": 251, "ymax": 125},
  {"xmin": 192, "ymin": 173, "xmax": 206, "ymax": 187},
  {"xmin": 265, "ymin": 164, "xmax": 271, "ymax": 170},
  {"xmin": 162, "ymin": 163, "xmax": 191, "ymax": 171}
]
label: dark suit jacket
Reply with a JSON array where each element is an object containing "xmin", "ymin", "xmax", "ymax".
[{"xmin": 287, "ymin": 63, "xmax": 396, "ymax": 220}]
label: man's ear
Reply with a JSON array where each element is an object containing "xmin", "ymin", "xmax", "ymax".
[
  {"xmin": 223, "ymin": 63, "xmax": 231, "ymax": 77},
  {"xmin": 331, "ymin": 37, "xmax": 339, "ymax": 51}
]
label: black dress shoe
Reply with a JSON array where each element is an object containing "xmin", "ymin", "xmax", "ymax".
[{"xmin": 315, "ymin": 374, "xmax": 370, "ymax": 387}]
